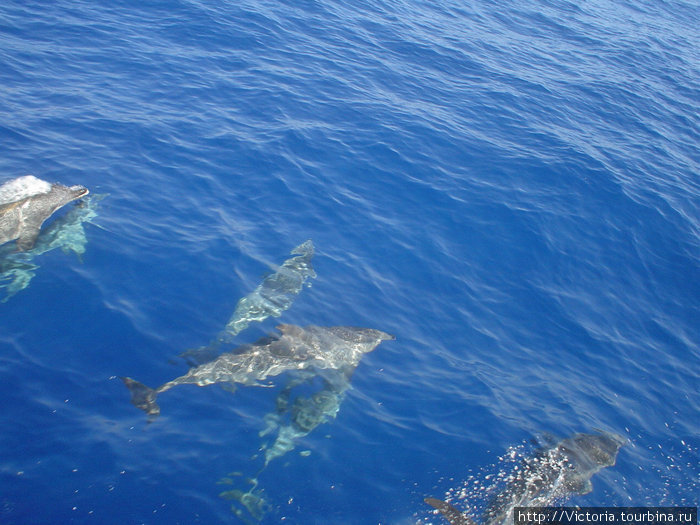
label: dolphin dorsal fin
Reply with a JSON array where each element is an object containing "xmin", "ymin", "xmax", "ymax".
[{"xmin": 425, "ymin": 497, "xmax": 477, "ymax": 525}]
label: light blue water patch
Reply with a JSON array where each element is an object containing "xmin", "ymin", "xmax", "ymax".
[{"xmin": 0, "ymin": 0, "xmax": 698, "ymax": 523}]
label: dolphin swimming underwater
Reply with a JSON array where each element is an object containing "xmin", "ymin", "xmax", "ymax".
[
  {"xmin": 0, "ymin": 175, "xmax": 89, "ymax": 251},
  {"xmin": 259, "ymin": 372, "xmax": 347, "ymax": 466},
  {"xmin": 122, "ymin": 324, "xmax": 394, "ymax": 418},
  {"xmin": 425, "ymin": 431, "xmax": 625, "ymax": 525},
  {"xmin": 179, "ymin": 240, "xmax": 317, "ymax": 365},
  {"xmin": 221, "ymin": 240, "xmax": 316, "ymax": 339},
  {"xmin": 219, "ymin": 365, "xmax": 368, "ymax": 523}
]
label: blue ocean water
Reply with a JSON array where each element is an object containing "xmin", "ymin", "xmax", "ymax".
[{"xmin": 0, "ymin": 0, "xmax": 698, "ymax": 523}]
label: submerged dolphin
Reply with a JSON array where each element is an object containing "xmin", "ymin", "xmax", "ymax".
[
  {"xmin": 426, "ymin": 431, "xmax": 625, "ymax": 525},
  {"xmin": 179, "ymin": 240, "xmax": 317, "ymax": 365},
  {"xmin": 0, "ymin": 175, "xmax": 89, "ymax": 251},
  {"xmin": 220, "ymin": 367, "xmax": 361, "ymax": 523},
  {"xmin": 222, "ymin": 240, "xmax": 316, "ymax": 339},
  {"xmin": 122, "ymin": 324, "xmax": 394, "ymax": 418},
  {"xmin": 260, "ymin": 365, "xmax": 355, "ymax": 466}
]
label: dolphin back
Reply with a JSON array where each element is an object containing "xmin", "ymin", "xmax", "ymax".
[{"xmin": 484, "ymin": 431, "xmax": 625, "ymax": 524}]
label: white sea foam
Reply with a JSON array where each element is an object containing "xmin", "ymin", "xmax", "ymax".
[{"xmin": 0, "ymin": 175, "xmax": 52, "ymax": 205}]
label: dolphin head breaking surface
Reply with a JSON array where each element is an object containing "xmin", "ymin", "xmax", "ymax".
[
  {"xmin": 0, "ymin": 175, "xmax": 89, "ymax": 251},
  {"xmin": 425, "ymin": 431, "xmax": 625, "ymax": 525},
  {"xmin": 0, "ymin": 193, "xmax": 104, "ymax": 302},
  {"xmin": 122, "ymin": 324, "xmax": 394, "ymax": 418}
]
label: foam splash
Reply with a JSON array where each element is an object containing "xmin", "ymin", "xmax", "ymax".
[{"xmin": 0, "ymin": 175, "xmax": 52, "ymax": 204}]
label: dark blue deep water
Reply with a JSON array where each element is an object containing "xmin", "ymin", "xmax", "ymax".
[{"xmin": 1, "ymin": 0, "xmax": 698, "ymax": 523}]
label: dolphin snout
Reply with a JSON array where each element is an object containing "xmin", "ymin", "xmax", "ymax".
[{"xmin": 70, "ymin": 185, "xmax": 89, "ymax": 198}]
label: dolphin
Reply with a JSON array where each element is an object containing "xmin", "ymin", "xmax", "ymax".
[
  {"xmin": 221, "ymin": 240, "xmax": 316, "ymax": 339},
  {"xmin": 179, "ymin": 240, "xmax": 317, "ymax": 365},
  {"xmin": 259, "ymin": 366, "xmax": 353, "ymax": 466},
  {"xmin": 0, "ymin": 194, "xmax": 104, "ymax": 302},
  {"xmin": 220, "ymin": 367, "xmax": 360, "ymax": 523},
  {"xmin": 425, "ymin": 431, "xmax": 625, "ymax": 525},
  {"xmin": 0, "ymin": 175, "xmax": 89, "ymax": 251},
  {"xmin": 122, "ymin": 324, "xmax": 394, "ymax": 418}
]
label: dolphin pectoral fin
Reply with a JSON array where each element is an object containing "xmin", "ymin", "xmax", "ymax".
[
  {"xmin": 424, "ymin": 497, "xmax": 476, "ymax": 525},
  {"xmin": 16, "ymin": 227, "xmax": 41, "ymax": 251},
  {"xmin": 121, "ymin": 377, "xmax": 160, "ymax": 418}
]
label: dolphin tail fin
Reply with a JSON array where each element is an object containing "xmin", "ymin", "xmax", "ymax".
[
  {"xmin": 424, "ymin": 498, "xmax": 476, "ymax": 525},
  {"xmin": 121, "ymin": 377, "xmax": 160, "ymax": 418}
]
